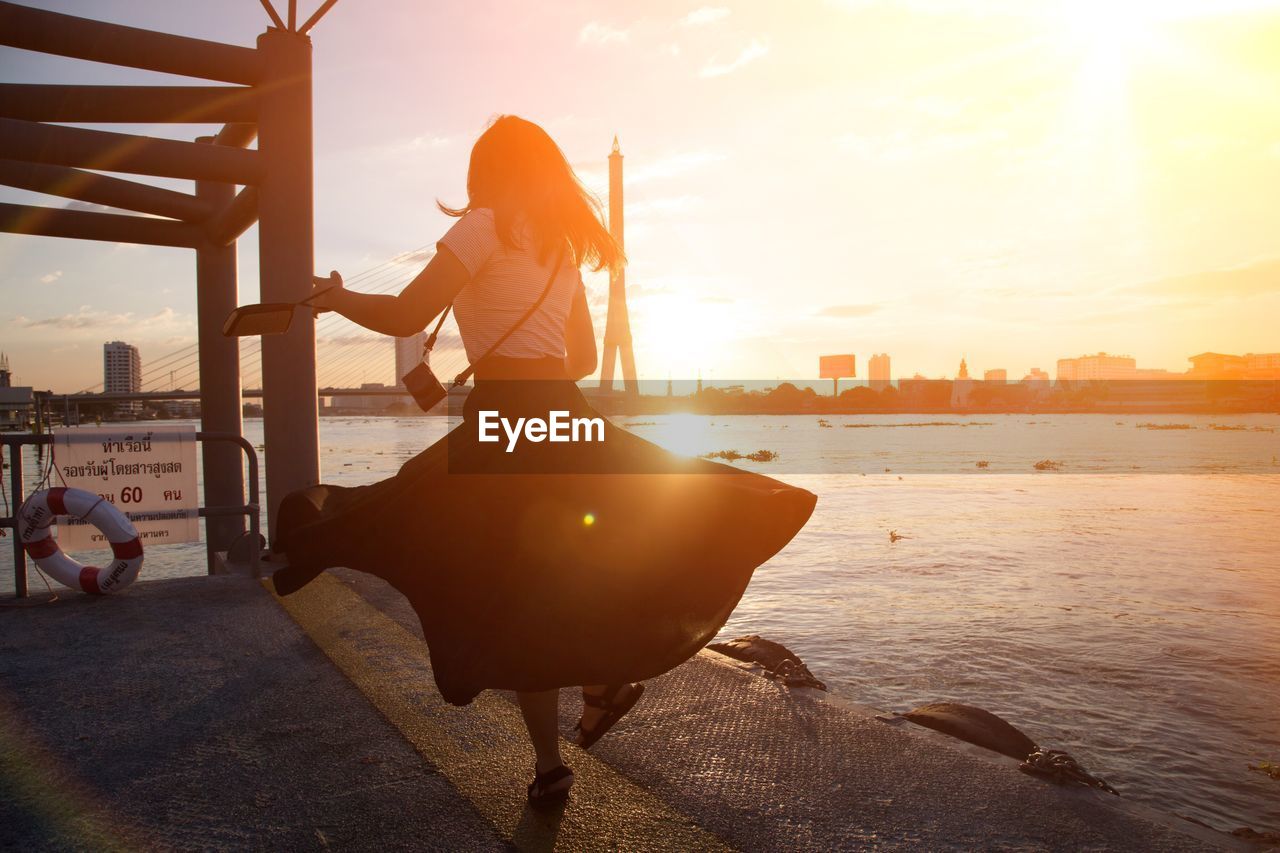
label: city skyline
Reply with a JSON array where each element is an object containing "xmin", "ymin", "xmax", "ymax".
[
  {"xmin": 7, "ymin": 338, "xmax": 1276, "ymax": 396},
  {"xmin": 3, "ymin": 1, "xmax": 1280, "ymax": 389}
]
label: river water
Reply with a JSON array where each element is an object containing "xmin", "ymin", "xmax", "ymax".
[{"xmin": 4, "ymin": 413, "xmax": 1278, "ymax": 833}]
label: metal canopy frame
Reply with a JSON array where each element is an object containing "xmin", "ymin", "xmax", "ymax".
[{"xmin": 0, "ymin": 0, "xmax": 342, "ymax": 570}]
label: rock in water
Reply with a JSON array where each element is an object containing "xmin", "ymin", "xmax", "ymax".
[
  {"xmin": 707, "ymin": 634, "xmax": 827, "ymax": 690},
  {"xmin": 900, "ymin": 702, "xmax": 1039, "ymax": 761}
]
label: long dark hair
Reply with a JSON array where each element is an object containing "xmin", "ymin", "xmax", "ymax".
[{"xmin": 439, "ymin": 115, "xmax": 625, "ymax": 273}]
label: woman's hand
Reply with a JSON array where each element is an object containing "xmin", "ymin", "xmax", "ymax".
[
  {"xmin": 300, "ymin": 248, "xmax": 468, "ymax": 337},
  {"xmin": 308, "ymin": 270, "xmax": 345, "ymax": 315}
]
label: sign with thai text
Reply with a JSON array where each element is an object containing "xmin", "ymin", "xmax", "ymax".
[{"xmin": 52, "ymin": 425, "xmax": 199, "ymax": 549}]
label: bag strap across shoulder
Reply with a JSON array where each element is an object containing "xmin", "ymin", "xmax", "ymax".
[{"xmin": 423, "ymin": 247, "xmax": 566, "ymax": 386}]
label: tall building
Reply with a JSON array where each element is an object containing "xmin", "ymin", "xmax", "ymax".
[
  {"xmin": 1022, "ymin": 367, "xmax": 1051, "ymax": 397},
  {"xmin": 0, "ymin": 352, "xmax": 35, "ymax": 431},
  {"xmin": 951, "ymin": 357, "xmax": 974, "ymax": 407},
  {"xmin": 599, "ymin": 136, "xmax": 638, "ymax": 394},
  {"xmin": 104, "ymin": 341, "xmax": 142, "ymax": 416},
  {"xmin": 393, "ymin": 331, "xmax": 428, "ymax": 388},
  {"xmin": 1188, "ymin": 351, "xmax": 1280, "ymax": 380},
  {"xmin": 1056, "ymin": 352, "xmax": 1136, "ymax": 382},
  {"xmin": 983, "ymin": 368, "xmax": 1007, "ymax": 383},
  {"xmin": 1247, "ymin": 352, "xmax": 1280, "ymax": 376},
  {"xmin": 104, "ymin": 341, "xmax": 141, "ymax": 393},
  {"xmin": 868, "ymin": 353, "xmax": 891, "ymax": 391}
]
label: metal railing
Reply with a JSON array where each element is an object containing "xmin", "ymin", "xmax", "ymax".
[{"xmin": 1, "ymin": 430, "xmax": 260, "ymax": 598}]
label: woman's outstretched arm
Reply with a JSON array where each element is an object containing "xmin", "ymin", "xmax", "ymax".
[
  {"xmin": 564, "ymin": 277, "xmax": 597, "ymax": 380},
  {"xmin": 307, "ymin": 246, "xmax": 470, "ymax": 337}
]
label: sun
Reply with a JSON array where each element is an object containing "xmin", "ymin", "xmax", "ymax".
[
  {"xmin": 1053, "ymin": 1, "xmax": 1166, "ymax": 79},
  {"xmin": 1049, "ymin": 0, "xmax": 1274, "ymax": 76},
  {"xmin": 632, "ymin": 292, "xmax": 739, "ymax": 379}
]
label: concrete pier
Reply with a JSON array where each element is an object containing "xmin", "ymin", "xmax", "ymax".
[{"xmin": 1, "ymin": 571, "xmax": 1238, "ymax": 851}]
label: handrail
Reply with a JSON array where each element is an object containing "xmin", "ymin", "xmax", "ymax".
[{"xmin": 1, "ymin": 430, "xmax": 261, "ymax": 598}]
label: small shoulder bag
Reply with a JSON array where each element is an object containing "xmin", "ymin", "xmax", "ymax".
[{"xmin": 402, "ymin": 249, "xmax": 565, "ymax": 412}]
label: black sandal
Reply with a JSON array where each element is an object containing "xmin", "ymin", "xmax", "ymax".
[
  {"xmin": 527, "ymin": 764, "xmax": 574, "ymax": 808},
  {"xmin": 574, "ymin": 683, "xmax": 646, "ymax": 749}
]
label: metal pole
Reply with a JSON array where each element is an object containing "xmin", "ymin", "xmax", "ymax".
[
  {"xmin": 0, "ymin": 84, "xmax": 258, "ymax": 124},
  {"xmin": 0, "ymin": 159, "xmax": 214, "ymax": 221},
  {"xmin": 205, "ymin": 186, "xmax": 259, "ymax": 246},
  {"xmin": 256, "ymin": 28, "xmax": 318, "ymax": 543},
  {"xmin": 0, "ymin": 118, "xmax": 262, "ymax": 184},
  {"xmin": 196, "ymin": 137, "xmax": 247, "ymax": 574},
  {"xmin": 0, "ymin": 202, "xmax": 204, "ymax": 248},
  {"xmin": 0, "ymin": 1, "xmax": 264, "ymax": 85},
  {"xmin": 9, "ymin": 444, "xmax": 26, "ymax": 598}
]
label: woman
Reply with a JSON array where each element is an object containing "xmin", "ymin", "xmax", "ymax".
[{"xmin": 271, "ymin": 115, "xmax": 816, "ymax": 807}]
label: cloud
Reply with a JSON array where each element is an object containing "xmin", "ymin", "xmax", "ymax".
[
  {"xmin": 628, "ymin": 195, "xmax": 703, "ymax": 218},
  {"xmin": 700, "ymin": 39, "xmax": 768, "ymax": 77},
  {"xmin": 11, "ymin": 305, "xmax": 189, "ymax": 332},
  {"xmin": 681, "ymin": 6, "xmax": 730, "ymax": 26},
  {"xmin": 816, "ymin": 304, "xmax": 881, "ymax": 318},
  {"xmin": 317, "ymin": 333, "xmax": 385, "ymax": 346},
  {"xmin": 826, "ymin": 0, "xmax": 1030, "ymax": 14},
  {"xmin": 359, "ymin": 134, "xmax": 455, "ymax": 163},
  {"xmin": 837, "ymin": 128, "xmax": 1008, "ymax": 161},
  {"xmin": 40, "ymin": 270, "xmax": 63, "ymax": 284},
  {"xmin": 628, "ymin": 272, "xmax": 725, "ymax": 299},
  {"xmin": 579, "ymin": 21, "xmax": 629, "ymax": 46},
  {"xmin": 625, "ymin": 151, "xmax": 726, "ymax": 184},
  {"xmin": 401, "ymin": 134, "xmax": 452, "ymax": 150},
  {"xmin": 15, "ymin": 309, "xmax": 130, "ymax": 330},
  {"xmin": 392, "ymin": 246, "xmax": 435, "ymax": 265},
  {"xmin": 1126, "ymin": 257, "xmax": 1280, "ymax": 299}
]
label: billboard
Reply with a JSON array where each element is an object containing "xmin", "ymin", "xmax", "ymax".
[{"xmin": 819, "ymin": 354, "xmax": 856, "ymax": 379}]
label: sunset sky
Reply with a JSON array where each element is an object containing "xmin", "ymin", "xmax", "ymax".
[{"xmin": 2, "ymin": 0, "xmax": 1280, "ymax": 390}]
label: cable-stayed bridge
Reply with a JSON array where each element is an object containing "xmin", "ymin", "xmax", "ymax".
[{"xmin": 66, "ymin": 246, "xmax": 474, "ymax": 400}]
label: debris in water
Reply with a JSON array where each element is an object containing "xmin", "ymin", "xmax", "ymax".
[
  {"xmin": 1033, "ymin": 459, "xmax": 1062, "ymax": 471},
  {"xmin": 700, "ymin": 449, "xmax": 777, "ymax": 463},
  {"xmin": 1210, "ymin": 424, "xmax": 1275, "ymax": 433},
  {"xmin": 976, "ymin": 460, "xmax": 989, "ymax": 468},
  {"xmin": 889, "ymin": 530, "xmax": 908, "ymax": 542},
  {"xmin": 1249, "ymin": 761, "xmax": 1280, "ymax": 781},
  {"xmin": 842, "ymin": 421, "xmax": 992, "ymax": 428},
  {"xmin": 1232, "ymin": 827, "xmax": 1280, "ymax": 846}
]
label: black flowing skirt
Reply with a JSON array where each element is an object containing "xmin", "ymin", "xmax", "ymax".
[{"xmin": 273, "ymin": 361, "xmax": 816, "ymax": 706}]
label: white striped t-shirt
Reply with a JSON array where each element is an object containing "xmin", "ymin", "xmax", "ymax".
[{"xmin": 438, "ymin": 208, "xmax": 580, "ymax": 362}]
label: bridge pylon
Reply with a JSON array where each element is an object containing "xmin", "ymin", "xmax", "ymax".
[{"xmin": 599, "ymin": 136, "xmax": 638, "ymax": 395}]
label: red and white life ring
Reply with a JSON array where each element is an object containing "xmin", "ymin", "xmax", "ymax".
[{"xmin": 18, "ymin": 487, "xmax": 143, "ymax": 595}]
